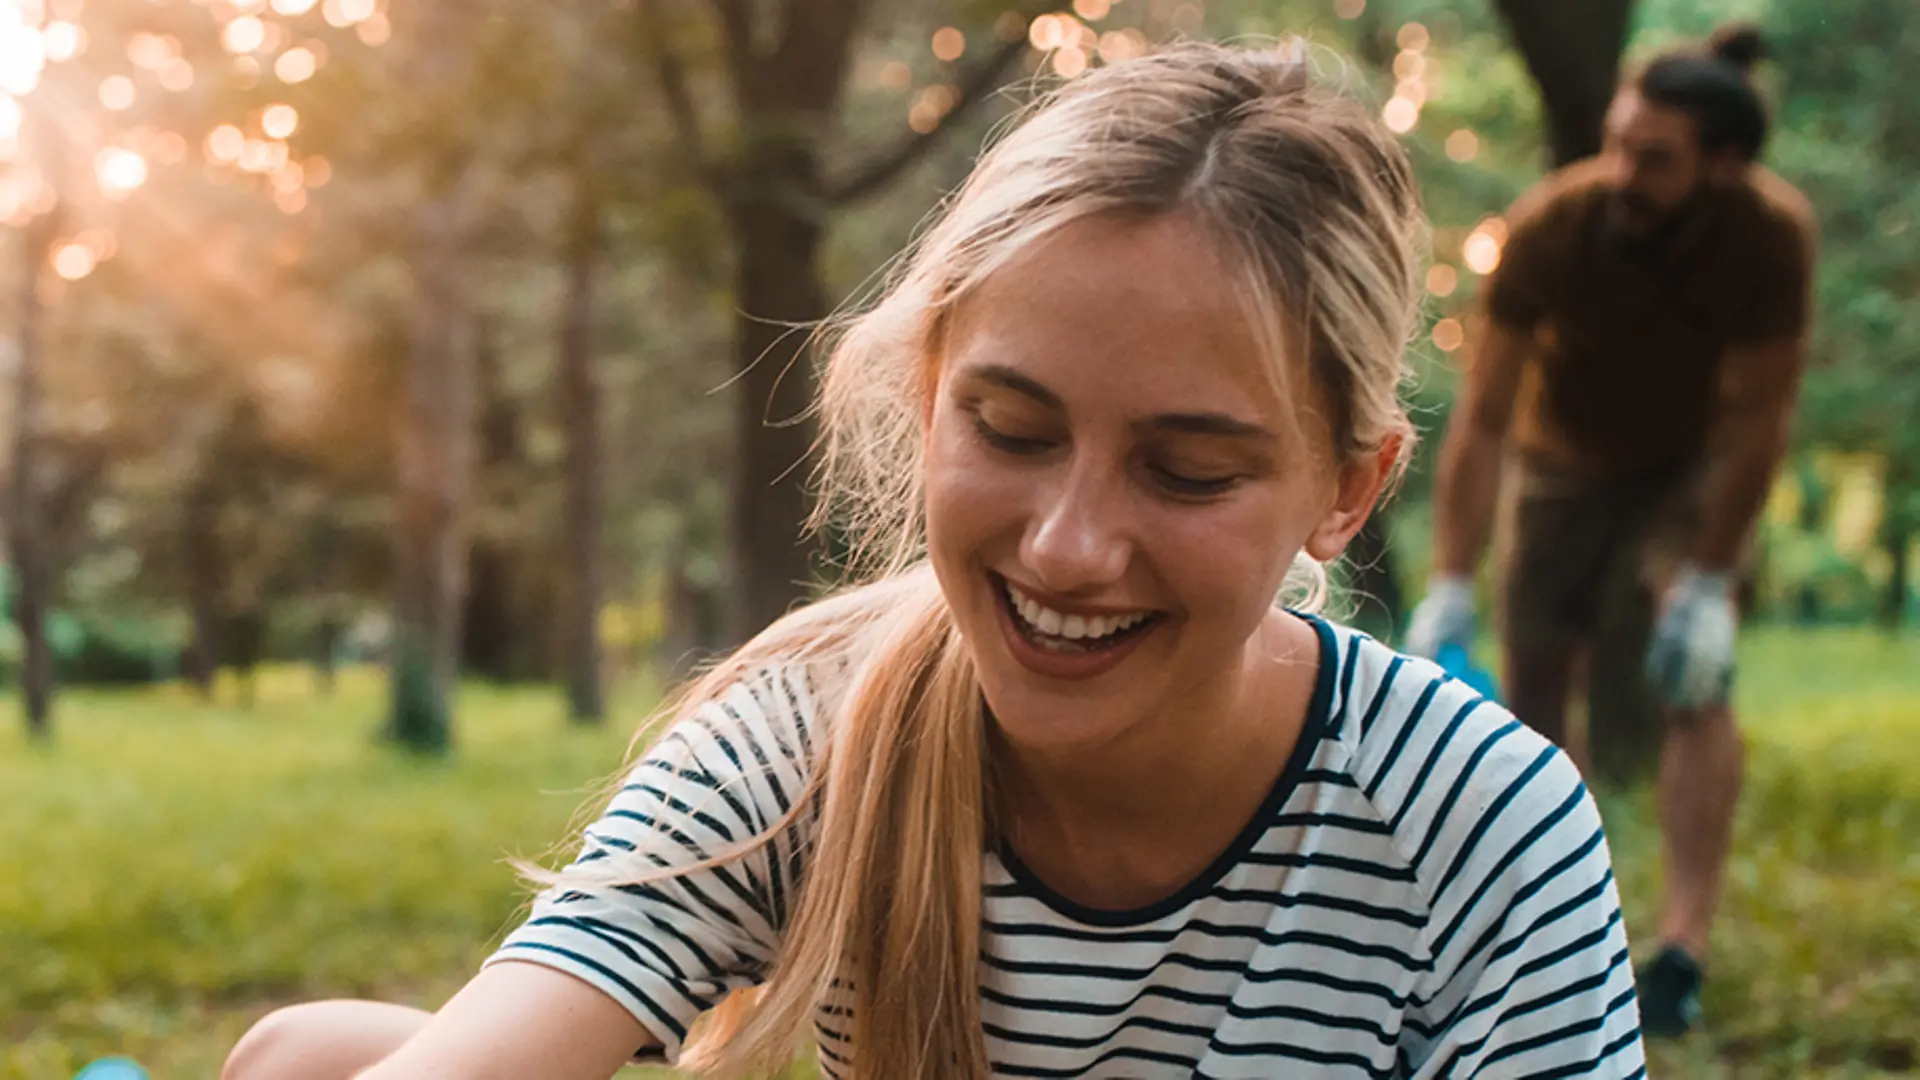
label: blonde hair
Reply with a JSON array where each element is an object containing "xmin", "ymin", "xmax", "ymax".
[{"xmin": 551, "ymin": 41, "xmax": 1427, "ymax": 1079}]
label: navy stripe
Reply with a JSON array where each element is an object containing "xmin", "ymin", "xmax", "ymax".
[
  {"xmin": 1364, "ymin": 673, "xmax": 1444, "ymax": 799},
  {"xmin": 495, "ymin": 940, "xmax": 692, "ymax": 1041}
]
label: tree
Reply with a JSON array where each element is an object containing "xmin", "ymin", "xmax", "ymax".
[{"xmin": 641, "ymin": 0, "xmax": 1050, "ymax": 641}]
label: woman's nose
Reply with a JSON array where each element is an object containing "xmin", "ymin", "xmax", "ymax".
[{"xmin": 1019, "ymin": 468, "xmax": 1132, "ymax": 593}]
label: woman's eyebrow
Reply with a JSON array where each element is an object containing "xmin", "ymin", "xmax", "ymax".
[
  {"xmin": 1138, "ymin": 413, "xmax": 1274, "ymax": 439},
  {"xmin": 960, "ymin": 363, "xmax": 1063, "ymax": 410},
  {"xmin": 960, "ymin": 362, "xmax": 1273, "ymax": 439}
]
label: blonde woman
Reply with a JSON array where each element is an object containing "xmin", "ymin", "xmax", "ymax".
[{"xmin": 227, "ymin": 43, "xmax": 1645, "ymax": 1080}]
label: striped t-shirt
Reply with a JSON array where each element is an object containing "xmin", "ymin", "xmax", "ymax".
[{"xmin": 489, "ymin": 616, "xmax": 1645, "ymax": 1078}]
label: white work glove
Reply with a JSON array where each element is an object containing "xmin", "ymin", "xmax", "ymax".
[
  {"xmin": 1403, "ymin": 575, "xmax": 1477, "ymax": 659},
  {"xmin": 1645, "ymin": 565, "xmax": 1737, "ymax": 709}
]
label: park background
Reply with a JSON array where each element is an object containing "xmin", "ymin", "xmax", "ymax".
[{"xmin": 0, "ymin": 0, "xmax": 1914, "ymax": 1076}]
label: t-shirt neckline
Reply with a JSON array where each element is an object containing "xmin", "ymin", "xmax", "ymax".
[{"xmin": 992, "ymin": 613, "xmax": 1339, "ymax": 928}]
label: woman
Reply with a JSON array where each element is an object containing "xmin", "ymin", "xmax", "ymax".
[{"xmin": 227, "ymin": 43, "xmax": 1644, "ymax": 1079}]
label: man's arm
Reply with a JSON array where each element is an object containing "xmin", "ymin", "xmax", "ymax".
[
  {"xmin": 1693, "ymin": 336, "xmax": 1806, "ymax": 570},
  {"xmin": 1431, "ymin": 322, "xmax": 1531, "ymax": 577}
]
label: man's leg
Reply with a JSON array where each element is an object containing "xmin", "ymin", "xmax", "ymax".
[
  {"xmin": 1656, "ymin": 702, "xmax": 1745, "ymax": 960},
  {"xmin": 1502, "ymin": 637, "xmax": 1584, "ymax": 752}
]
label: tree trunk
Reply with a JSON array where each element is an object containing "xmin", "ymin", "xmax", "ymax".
[
  {"xmin": 388, "ymin": 195, "xmax": 477, "ymax": 752},
  {"xmin": 9, "ymin": 222, "xmax": 52, "ymax": 739},
  {"xmin": 723, "ymin": 159, "xmax": 829, "ymax": 643},
  {"xmin": 1882, "ymin": 515, "xmax": 1911, "ymax": 630},
  {"xmin": 1492, "ymin": 0, "xmax": 1636, "ymax": 167},
  {"xmin": 559, "ymin": 179, "xmax": 607, "ymax": 723},
  {"xmin": 461, "ymin": 322, "xmax": 525, "ymax": 681},
  {"xmin": 182, "ymin": 480, "xmax": 221, "ymax": 698}
]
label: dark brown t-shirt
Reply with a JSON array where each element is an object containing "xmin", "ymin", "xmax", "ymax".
[{"xmin": 1479, "ymin": 157, "xmax": 1816, "ymax": 477}]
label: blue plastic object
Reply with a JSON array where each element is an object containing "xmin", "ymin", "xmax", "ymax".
[
  {"xmin": 1435, "ymin": 642, "xmax": 1501, "ymax": 702},
  {"xmin": 74, "ymin": 1060, "xmax": 148, "ymax": 1080}
]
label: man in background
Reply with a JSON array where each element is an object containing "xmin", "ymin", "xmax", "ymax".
[{"xmin": 1404, "ymin": 24, "xmax": 1817, "ymax": 1037}]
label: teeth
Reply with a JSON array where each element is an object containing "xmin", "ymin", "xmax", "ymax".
[{"xmin": 1003, "ymin": 580, "xmax": 1152, "ymax": 641}]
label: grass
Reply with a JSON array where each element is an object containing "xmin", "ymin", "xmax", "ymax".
[{"xmin": 4, "ymin": 629, "xmax": 1918, "ymax": 1078}]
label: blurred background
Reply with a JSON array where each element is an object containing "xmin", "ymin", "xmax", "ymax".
[{"xmin": 0, "ymin": 0, "xmax": 1914, "ymax": 1076}]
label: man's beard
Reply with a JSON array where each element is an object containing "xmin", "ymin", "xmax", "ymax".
[{"xmin": 1607, "ymin": 185, "xmax": 1714, "ymax": 260}]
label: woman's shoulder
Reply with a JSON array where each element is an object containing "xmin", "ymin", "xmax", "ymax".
[
  {"xmin": 1316, "ymin": 621, "xmax": 1582, "ymax": 848},
  {"xmin": 640, "ymin": 575, "xmax": 930, "ymax": 800}
]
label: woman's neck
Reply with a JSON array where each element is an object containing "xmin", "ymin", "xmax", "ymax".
[{"xmin": 990, "ymin": 612, "xmax": 1322, "ymax": 908}]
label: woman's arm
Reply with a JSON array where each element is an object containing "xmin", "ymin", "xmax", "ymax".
[{"xmin": 354, "ymin": 962, "xmax": 655, "ymax": 1080}]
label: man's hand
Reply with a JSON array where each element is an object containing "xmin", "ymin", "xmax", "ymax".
[
  {"xmin": 1403, "ymin": 575, "xmax": 1478, "ymax": 659},
  {"xmin": 1645, "ymin": 566, "xmax": 1737, "ymax": 709}
]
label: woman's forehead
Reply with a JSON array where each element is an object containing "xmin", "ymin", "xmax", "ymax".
[{"xmin": 942, "ymin": 214, "xmax": 1296, "ymax": 426}]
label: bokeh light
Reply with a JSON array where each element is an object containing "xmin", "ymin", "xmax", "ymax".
[
  {"xmin": 1432, "ymin": 317, "xmax": 1465, "ymax": 353},
  {"xmin": 1382, "ymin": 96, "xmax": 1418, "ymax": 134},
  {"xmin": 303, "ymin": 155, "xmax": 331, "ymax": 187},
  {"xmin": 262, "ymin": 103, "xmax": 299, "ymax": 138},
  {"xmin": 1426, "ymin": 264, "xmax": 1458, "ymax": 298},
  {"xmin": 51, "ymin": 242, "xmax": 97, "ymax": 281},
  {"xmin": 931, "ymin": 27, "xmax": 964, "ymax": 62},
  {"xmin": 1334, "ymin": 0, "xmax": 1365, "ymax": 19},
  {"xmin": 0, "ymin": 19, "xmax": 48, "ymax": 94},
  {"xmin": 1446, "ymin": 128, "xmax": 1479, "ymax": 163},
  {"xmin": 908, "ymin": 83, "xmax": 955, "ymax": 134},
  {"xmin": 42, "ymin": 20, "xmax": 81, "ymax": 61},
  {"xmin": 1463, "ymin": 230, "xmax": 1502, "ymax": 274},
  {"xmin": 95, "ymin": 147, "xmax": 149, "ymax": 196},
  {"xmin": 1098, "ymin": 30, "xmax": 1145, "ymax": 64},
  {"xmin": 1073, "ymin": 0, "xmax": 1111, "ymax": 20},
  {"xmin": 1393, "ymin": 50, "xmax": 1425, "ymax": 81},
  {"xmin": 128, "ymin": 32, "xmax": 172, "ymax": 70},
  {"xmin": 1053, "ymin": 44, "xmax": 1088, "ymax": 78},
  {"xmin": 877, "ymin": 60, "xmax": 909, "ymax": 90},
  {"xmin": 355, "ymin": 13, "xmax": 389, "ymax": 45},
  {"xmin": 99, "ymin": 74, "xmax": 135, "ymax": 111},
  {"xmin": 1397, "ymin": 22, "xmax": 1430, "ymax": 52},
  {"xmin": 0, "ymin": 95, "xmax": 18, "ymax": 140},
  {"xmin": 1028, "ymin": 14, "xmax": 1066, "ymax": 51},
  {"xmin": 207, "ymin": 123, "xmax": 245, "ymax": 163},
  {"xmin": 275, "ymin": 186, "xmax": 308, "ymax": 215},
  {"xmin": 224, "ymin": 16, "xmax": 266, "ymax": 54},
  {"xmin": 271, "ymin": 0, "xmax": 319, "ymax": 13},
  {"xmin": 275, "ymin": 45, "xmax": 317, "ymax": 82}
]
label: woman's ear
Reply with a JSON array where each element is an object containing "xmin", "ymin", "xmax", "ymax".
[{"xmin": 1303, "ymin": 433, "xmax": 1402, "ymax": 563}]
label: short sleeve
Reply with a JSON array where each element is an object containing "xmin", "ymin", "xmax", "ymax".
[
  {"xmin": 486, "ymin": 668, "xmax": 822, "ymax": 1063},
  {"xmin": 1403, "ymin": 737, "xmax": 1646, "ymax": 1078},
  {"xmin": 1733, "ymin": 200, "xmax": 1817, "ymax": 345},
  {"xmin": 1479, "ymin": 186, "xmax": 1567, "ymax": 332}
]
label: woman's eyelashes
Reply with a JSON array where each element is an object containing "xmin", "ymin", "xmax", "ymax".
[
  {"xmin": 1147, "ymin": 465, "xmax": 1241, "ymax": 498},
  {"xmin": 966, "ymin": 405, "xmax": 1247, "ymax": 499},
  {"xmin": 970, "ymin": 412, "xmax": 1055, "ymax": 455}
]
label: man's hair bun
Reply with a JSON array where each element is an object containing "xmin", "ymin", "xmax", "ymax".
[{"xmin": 1708, "ymin": 22, "xmax": 1766, "ymax": 74}]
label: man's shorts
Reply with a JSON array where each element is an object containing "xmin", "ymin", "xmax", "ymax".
[{"xmin": 1494, "ymin": 456, "xmax": 1704, "ymax": 651}]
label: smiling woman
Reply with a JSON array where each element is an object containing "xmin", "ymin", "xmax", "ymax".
[{"xmin": 226, "ymin": 41, "xmax": 1644, "ymax": 1080}]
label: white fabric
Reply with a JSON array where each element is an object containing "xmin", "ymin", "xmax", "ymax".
[
  {"xmin": 489, "ymin": 619, "xmax": 1645, "ymax": 1078},
  {"xmin": 1645, "ymin": 565, "xmax": 1737, "ymax": 708},
  {"xmin": 1402, "ymin": 575, "xmax": 1478, "ymax": 659}
]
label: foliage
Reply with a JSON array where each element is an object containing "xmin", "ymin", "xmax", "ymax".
[{"xmin": 7, "ymin": 631, "xmax": 1918, "ymax": 1078}]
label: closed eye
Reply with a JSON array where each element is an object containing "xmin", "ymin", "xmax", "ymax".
[
  {"xmin": 1150, "ymin": 465, "xmax": 1241, "ymax": 498},
  {"xmin": 971, "ymin": 414, "xmax": 1055, "ymax": 455}
]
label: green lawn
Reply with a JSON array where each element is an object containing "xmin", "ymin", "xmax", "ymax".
[{"xmin": 4, "ymin": 630, "xmax": 1917, "ymax": 1079}]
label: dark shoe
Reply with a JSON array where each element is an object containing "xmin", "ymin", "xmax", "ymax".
[{"xmin": 1636, "ymin": 945, "xmax": 1704, "ymax": 1038}]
